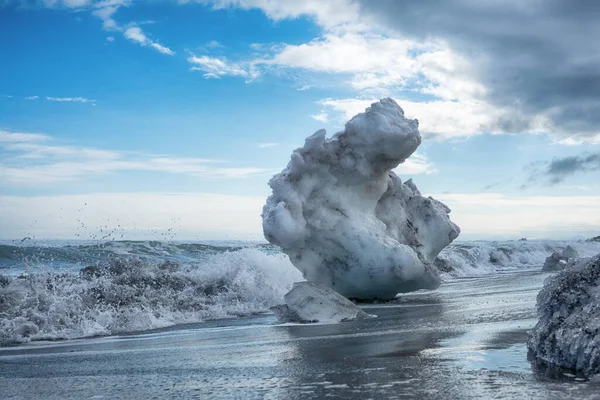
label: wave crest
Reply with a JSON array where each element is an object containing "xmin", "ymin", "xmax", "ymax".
[
  {"xmin": 0, "ymin": 248, "xmax": 300, "ymax": 346},
  {"xmin": 436, "ymin": 240, "xmax": 600, "ymax": 276}
]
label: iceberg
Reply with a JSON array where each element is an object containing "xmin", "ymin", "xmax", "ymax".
[
  {"xmin": 528, "ymin": 254, "xmax": 600, "ymax": 376},
  {"xmin": 272, "ymin": 282, "xmax": 369, "ymax": 323},
  {"xmin": 262, "ymin": 98, "xmax": 460, "ymax": 299}
]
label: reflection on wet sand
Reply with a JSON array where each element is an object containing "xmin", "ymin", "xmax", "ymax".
[{"xmin": 1, "ymin": 270, "xmax": 599, "ymax": 399}]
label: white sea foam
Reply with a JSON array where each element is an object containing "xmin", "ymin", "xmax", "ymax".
[
  {"xmin": 435, "ymin": 240, "xmax": 600, "ymax": 277},
  {"xmin": 2, "ymin": 238, "xmax": 600, "ymax": 345},
  {"xmin": 0, "ymin": 248, "xmax": 301, "ymax": 345}
]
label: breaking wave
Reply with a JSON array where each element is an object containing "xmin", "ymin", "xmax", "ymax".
[
  {"xmin": 2, "ymin": 238, "xmax": 600, "ymax": 345},
  {"xmin": 436, "ymin": 239, "xmax": 600, "ymax": 277},
  {"xmin": 0, "ymin": 245, "xmax": 300, "ymax": 346}
]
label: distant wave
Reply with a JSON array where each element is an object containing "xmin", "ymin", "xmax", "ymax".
[
  {"xmin": 436, "ymin": 240, "xmax": 600, "ymax": 277},
  {"xmin": 0, "ymin": 240, "xmax": 280, "ymax": 273}
]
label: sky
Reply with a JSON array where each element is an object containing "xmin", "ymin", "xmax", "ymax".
[{"xmin": 1, "ymin": 0, "xmax": 599, "ymax": 241}]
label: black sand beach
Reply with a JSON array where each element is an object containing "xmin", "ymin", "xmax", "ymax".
[{"xmin": 1, "ymin": 269, "xmax": 598, "ymax": 399}]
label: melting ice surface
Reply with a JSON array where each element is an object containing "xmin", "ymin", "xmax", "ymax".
[
  {"xmin": 273, "ymin": 281, "xmax": 369, "ymax": 323},
  {"xmin": 262, "ymin": 98, "xmax": 460, "ymax": 299}
]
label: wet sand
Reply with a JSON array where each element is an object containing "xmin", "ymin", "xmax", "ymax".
[{"xmin": 1, "ymin": 269, "xmax": 599, "ymax": 399}]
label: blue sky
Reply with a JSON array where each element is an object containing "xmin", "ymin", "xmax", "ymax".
[{"xmin": 1, "ymin": 0, "xmax": 599, "ymax": 240}]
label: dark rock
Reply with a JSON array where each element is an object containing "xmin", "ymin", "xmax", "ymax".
[
  {"xmin": 542, "ymin": 252, "xmax": 567, "ymax": 272},
  {"xmin": 561, "ymin": 245, "xmax": 578, "ymax": 259}
]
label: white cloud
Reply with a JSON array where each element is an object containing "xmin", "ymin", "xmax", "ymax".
[
  {"xmin": 40, "ymin": 0, "xmax": 91, "ymax": 8},
  {"xmin": 197, "ymin": 1, "xmax": 564, "ymax": 140},
  {"xmin": 310, "ymin": 111, "xmax": 328, "ymax": 123},
  {"xmin": 46, "ymin": 96, "xmax": 96, "ymax": 105},
  {"xmin": 123, "ymin": 26, "xmax": 146, "ymax": 43},
  {"xmin": 25, "ymin": 95, "xmax": 39, "ymax": 100},
  {"xmin": 554, "ymin": 135, "xmax": 600, "ymax": 146},
  {"xmin": 0, "ymin": 192, "xmax": 265, "ymax": 240},
  {"xmin": 0, "ymin": 131, "xmax": 272, "ymax": 185},
  {"xmin": 88, "ymin": 2, "xmax": 174, "ymax": 55},
  {"xmin": 188, "ymin": 55, "xmax": 252, "ymax": 79},
  {"xmin": 3, "ymin": 191, "xmax": 598, "ymax": 241},
  {"xmin": 393, "ymin": 153, "xmax": 437, "ymax": 176},
  {"xmin": 0, "ymin": 131, "xmax": 49, "ymax": 143},
  {"xmin": 434, "ymin": 193, "xmax": 600, "ymax": 240},
  {"xmin": 258, "ymin": 142, "xmax": 278, "ymax": 148},
  {"xmin": 205, "ymin": 0, "xmax": 360, "ymax": 30},
  {"xmin": 106, "ymin": 36, "xmax": 115, "ymax": 42},
  {"xmin": 265, "ymin": 33, "xmax": 420, "ymax": 86},
  {"xmin": 62, "ymin": 0, "xmax": 91, "ymax": 7},
  {"xmin": 150, "ymin": 42, "xmax": 175, "ymax": 55},
  {"xmin": 206, "ymin": 40, "xmax": 225, "ymax": 48},
  {"xmin": 92, "ymin": 4, "xmax": 120, "ymax": 30},
  {"xmin": 123, "ymin": 26, "xmax": 175, "ymax": 55},
  {"xmin": 316, "ymin": 97, "xmax": 551, "ymax": 139}
]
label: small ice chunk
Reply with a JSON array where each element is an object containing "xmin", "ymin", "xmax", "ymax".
[
  {"xmin": 275, "ymin": 282, "xmax": 369, "ymax": 323},
  {"xmin": 528, "ymin": 253, "xmax": 600, "ymax": 376}
]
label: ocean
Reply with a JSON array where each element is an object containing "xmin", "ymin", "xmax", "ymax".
[{"xmin": 1, "ymin": 239, "xmax": 600, "ymax": 399}]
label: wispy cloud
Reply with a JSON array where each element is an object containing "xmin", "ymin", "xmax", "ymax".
[
  {"xmin": 46, "ymin": 96, "xmax": 96, "ymax": 104},
  {"xmin": 0, "ymin": 130, "xmax": 271, "ymax": 185},
  {"xmin": 435, "ymin": 192, "xmax": 600, "ymax": 240},
  {"xmin": 85, "ymin": 1, "xmax": 175, "ymax": 55},
  {"xmin": 311, "ymin": 110, "xmax": 328, "ymax": 123},
  {"xmin": 0, "ymin": 192, "xmax": 266, "ymax": 240},
  {"xmin": 524, "ymin": 152, "xmax": 600, "ymax": 187},
  {"xmin": 25, "ymin": 95, "xmax": 39, "ymax": 100},
  {"xmin": 258, "ymin": 143, "xmax": 278, "ymax": 149},
  {"xmin": 187, "ymin": 55, "xmax": 253, "ymax": 79},
  {"xmin": 0, "ymin": 131, "xmax": 49, "ymax": 143},
  {"xmin": 124, "ymin": 27, "xmax": 175, "ymax": 55},
  {"xmin": 149, "ymin": 42, "xmax": 174, "ymax": 55},
  {"xmin": 206, "ymin": 40, "xmax": 225, "ymax": 49},
  {"xmin": 393, "ymin": 153, "xmax": 437, "ymax": 176}
]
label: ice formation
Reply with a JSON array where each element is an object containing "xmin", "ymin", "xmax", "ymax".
[
  {"xmin": 272, "ymin": 282, "xmax": 369, "ymax": 323},
  {"xmin": 262, "ymin": 98, "xmax": 460, "ymax": 299},
  {"xmin": 528, "ymin": 254, "xmax": 600, "ymax": 376}
]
